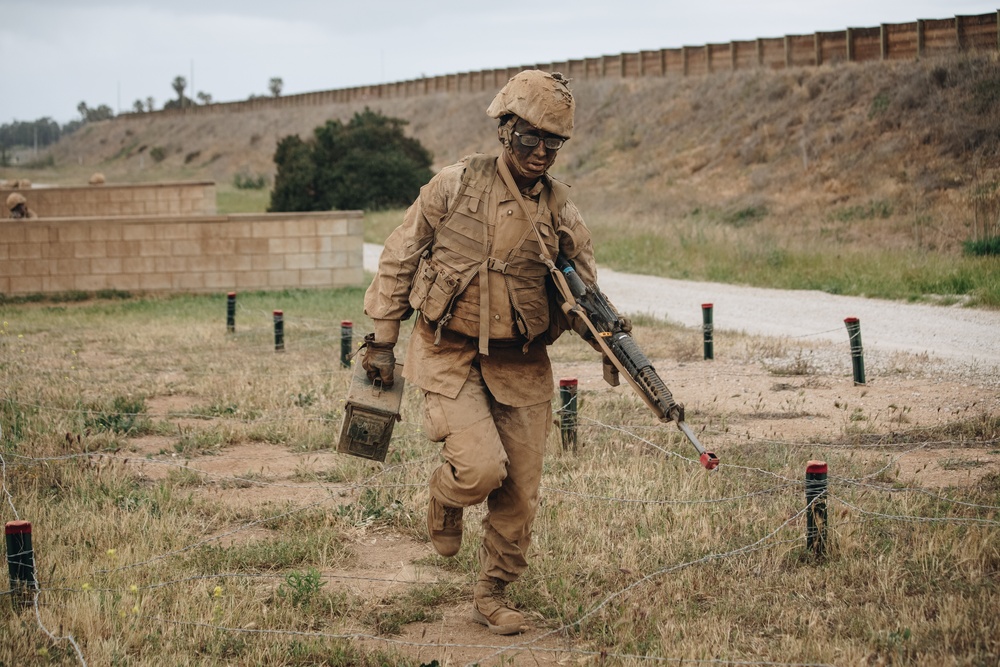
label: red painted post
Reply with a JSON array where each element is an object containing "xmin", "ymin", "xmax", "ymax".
[
  {"xmin": 805, "ymin": 461, "xmax": 828, "ymax": 557},
  {"xmin": 6, "ymin": 521, "xmax": 37, "ymax": 610}
]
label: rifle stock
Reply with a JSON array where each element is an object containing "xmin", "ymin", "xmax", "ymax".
[{"xmin": 554, "ymin": 255, "xmax": 719, "ymax": 470}]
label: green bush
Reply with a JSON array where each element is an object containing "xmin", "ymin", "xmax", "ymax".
[
  {"xmin": 149, "ymin": 146, "xmax": 167, "ymax": 162},
  {"xmin": 963, "ymin": 236, "xmax": 1000, "ymax": 256},
  {"xmin": 268, "ymin": 108, "xmax": 433, "ymax": 212},
  {"xmin": 233, "ymin": 170, "xmax": 267, "ymax": 190}
]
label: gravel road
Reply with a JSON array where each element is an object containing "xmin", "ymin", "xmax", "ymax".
[{"xmin": 363, "ymin": 243, "xmax": 1000, "ymax": 370}]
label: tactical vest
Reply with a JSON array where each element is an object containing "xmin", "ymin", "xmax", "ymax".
[{"xmin": 407, "ymin": 154, "xmax": 569, "ymax": 353}]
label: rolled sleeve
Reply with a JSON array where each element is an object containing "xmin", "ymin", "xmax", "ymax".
[{"xmin": 556, "ymin": 199, "xmax": 598, "ymax": 285}]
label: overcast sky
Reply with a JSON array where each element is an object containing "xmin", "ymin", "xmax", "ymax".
[{"xmin": 2, "ymin": 1, "xmax": 998, "ymax": 125}]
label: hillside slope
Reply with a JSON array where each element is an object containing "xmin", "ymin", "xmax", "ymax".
[{"xmin": 20, "ymin": 53, "xmax": 1000, "ymax": 255}]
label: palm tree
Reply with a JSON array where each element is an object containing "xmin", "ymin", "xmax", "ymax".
[{"xmin": 172, "ymin": 76, "xmax": 187, "ymax": 107}]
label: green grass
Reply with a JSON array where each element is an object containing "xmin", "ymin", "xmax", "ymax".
[
  {"xmin": 593, "ymin": 224, "xmax": 1000, "ymax": 308},
  {"xmin": 216, "ymin": 186, "xmax": 272, "ymax": 214},
  {"xmin": 360, "ymin": 207, "xmax": 1000, "ymax": 307}
]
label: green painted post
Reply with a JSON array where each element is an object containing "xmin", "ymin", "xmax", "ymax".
[
  {"xmin": 844, "ymin": 317, "xmax": 866, "ymax": 385},
  {"xmin": 340, "ymin": 320, "xmax": 353, "ymax": 368},
  {"xmin": 559, "ymin": 378, "xmax": 578, "ymax": 453},
  {"xmin": 702, "ymin": 303, "xmax": 714, "ymax": 360},
  {"xmin": 273, "ymin": 310, "xmax": 284, "ymax": 352},
  {"xmin": 226, "ymin": 292, "xmax": 236, "ymax": 333}
]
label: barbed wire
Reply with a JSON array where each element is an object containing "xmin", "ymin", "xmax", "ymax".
[
  {"xmin": 3, "ymin": 341, "xmax": 998, "ymax": 666},
  {"xmin": 0, "ymin": 423, "xmax": 19, "ymax": 520},
  {"xmin": 471, "ymin": 509, "xmax": 814, "ymax": 667},
  {"xmin": 831, "ymin": 494, "xmax": 1000, "ymax": 526},
  {"xmin": 830, "ymin": 476, "xmax": 1000, "ymax": 510}
]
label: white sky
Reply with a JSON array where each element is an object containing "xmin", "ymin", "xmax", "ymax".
[{"xmin": 2, "ymin": 1, "xmax": 998, "ymax": 125}]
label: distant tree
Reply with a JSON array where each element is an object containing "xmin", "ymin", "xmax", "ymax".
[
  {"xmin": 146, "ymin": 96, "xmax": 155, "ymax": 112},
  {"xmin": 87, "ymin": 105, "xmax": 115, "ymax": 122},
  {"xmin": 172, "ymin": 76, "xmax": 187, "ymax": 107},
  {"xmin": 269, "ymin": 77, "xmax": 283, "ymax": 97},
  {"xmin": 196, "ymin": 91, "xmax": 213, "ymax": 105},
  {"xmin": 269, "ymin": 108, "xmax": 434, "ymax": 212},
  {"xmin": 268, "ymin": 135, "xmax": 315, "ymax": 212},
  {"xmin": 0, "ymin": 117, "xmax": 62, "ymax": 149},
  {"xmin": 132, "ymin": 99, "xmax": 145, "ymax": 113},
  {"xmin": 74, "ymin": 103, "xmax": 115, "ymax": 122}
]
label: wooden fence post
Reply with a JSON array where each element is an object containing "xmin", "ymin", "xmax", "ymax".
[
  {"xmin": 814, "ymin": 32, "xmax": 822, "ymax": 66},
  {"xmin": 756, "ymin": 38, "xmax": 764, "ymax": 66},
  {"xmin": 917, "ymin": 19, "xmax": 926, "ymax": 57},
  {"xmin": 784, "ymin": 36, "xmax": 791, "ymax": 68},
  {"xmin": 880, "ymin": 24, "xmax": 888, "ymax": 60},
  {"xmin": 846, "ymin": 28, "xmax": 854, "ymax": 61}
]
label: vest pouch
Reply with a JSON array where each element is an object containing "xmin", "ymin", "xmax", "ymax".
[{"xmin": 409, "ymin": 254, "xmax": 460, "ymax": 323}]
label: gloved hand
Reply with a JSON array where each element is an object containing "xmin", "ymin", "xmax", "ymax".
[
  {"xmin": 361, "ymin": 333, "xmax": 396, "ymax": 388},
  {"xmin": 618, "ymin": 315, "xmax": 633, "ymax": 333}
]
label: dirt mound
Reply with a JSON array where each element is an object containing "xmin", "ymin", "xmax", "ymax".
[{"xmin": 37, "ymin": 54, "xmax": 1000, "ymax": 253}]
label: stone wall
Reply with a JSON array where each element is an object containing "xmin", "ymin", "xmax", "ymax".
[
  {"xmin": 0, "ymin": 211, "xmax": 364, "ymax": 295},
  {"xmin": 1, "ymin": 181, "xmax": 217, "ymax": 219}
]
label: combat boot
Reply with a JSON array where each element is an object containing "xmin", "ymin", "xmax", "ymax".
[
  {"xmin": 427, "ymin": 496, "xmax": 463, "ymax": 557},
  {"xmin": 472, "ymin": 577, "xmax": 526, "ymax": 635}
]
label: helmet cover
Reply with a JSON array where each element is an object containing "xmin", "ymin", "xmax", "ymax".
[
  {"xmin": 6, "ymin": 192, "xmax": 27, "ymax": 209},
  {"xmin": 487, "ymin": 70, "xmax": 574, "ymax": 139}
]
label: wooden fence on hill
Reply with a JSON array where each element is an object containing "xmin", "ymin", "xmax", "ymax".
[{"xmin": 126, "ymin": 11, "xmax": 999, "ymax": 119}]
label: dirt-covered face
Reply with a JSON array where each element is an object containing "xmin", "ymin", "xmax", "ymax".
[{"xmin": 503, "ymin": 117, "xmax": 565, "ymax": 182}]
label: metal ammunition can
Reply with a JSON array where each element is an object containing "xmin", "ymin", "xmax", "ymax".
[{"xmin": 337, "ymin": 357, "xmax": 404, "ymax": 462}]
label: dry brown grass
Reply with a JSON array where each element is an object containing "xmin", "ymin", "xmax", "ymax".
[{"xmin": 2, "ymin": 289, "xmax": 999, "ymax": 666}]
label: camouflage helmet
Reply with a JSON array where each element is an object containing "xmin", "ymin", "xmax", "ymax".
[
  {"xmin": 6, "ymin": 192, "xmax": 27, "ymax": 209},
  {"xmin": 486, "ymin": 70, "xmax": 574, "ymax": 139}
]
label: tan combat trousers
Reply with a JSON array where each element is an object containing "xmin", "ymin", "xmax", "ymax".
[{"xmin": 423, "ymin": 364, "xmax": 550, "ymax": 582}]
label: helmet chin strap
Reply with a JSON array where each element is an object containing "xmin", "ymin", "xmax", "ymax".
[{"xmin": 498, "ymin": 117, "xmax": 537, "ymax": 181}]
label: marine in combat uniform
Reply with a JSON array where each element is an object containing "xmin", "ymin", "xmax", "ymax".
[
  {"xmin": 363, "ymin": 70, "xmax": 604, "ymax": 635},
  {"xmin": 6, "ymin": 192, "xmax": 37, "ymax": 219}
]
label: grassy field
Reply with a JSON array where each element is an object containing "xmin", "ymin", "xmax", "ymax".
[
  {"xmin": 365, "ymin": 206, "xmax": 1000, "ymax": 308},
  {"xmin": 2, "ymin": 288, "xmax": 998, "ymax": 665}
]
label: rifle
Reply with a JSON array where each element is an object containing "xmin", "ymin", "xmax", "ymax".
[{"xmin": 552, "ymin": 254, "xmax": 719, "ymax": 470}]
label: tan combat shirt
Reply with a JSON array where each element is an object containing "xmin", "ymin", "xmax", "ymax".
[{"xmin": 364, "ymin": 155, "xmax": 597, "ymax": 407}]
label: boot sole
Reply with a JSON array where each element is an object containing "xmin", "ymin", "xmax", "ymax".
[{"xmin": 471, "ymin": 607, "xmax": 525, "ymax": 635}]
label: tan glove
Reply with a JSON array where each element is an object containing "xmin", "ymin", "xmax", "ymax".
[{"xmin": 361, "ymin": 333, "xmax": 396, "ymax": 388}]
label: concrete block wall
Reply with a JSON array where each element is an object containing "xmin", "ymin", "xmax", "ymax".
[
  {"xmin": 0, "ymin": 181, "xmax": 217, "ymax": 219},
  {"xmin": 0, "ymin": 210, "xmax": 364, "ymax": 295}
]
